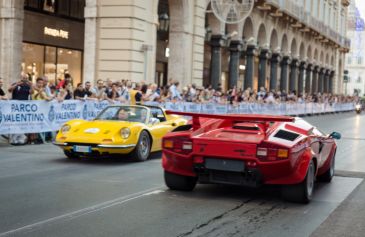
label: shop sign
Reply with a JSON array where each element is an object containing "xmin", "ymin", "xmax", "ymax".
[{"xmin": 44, "ymin": 27, "xmax": 69, "ymax": 39}]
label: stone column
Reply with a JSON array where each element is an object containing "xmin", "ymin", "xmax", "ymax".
[
  {"xmin": 318, "ymin": 68, "xmax": 325, "ymax": 93},
  {"xmin": 0, "ymin": 0, "xmax": 24, "ymax": 89},
  {"xmin": 329, "ymin": 70, "xmax": 335, "ymax": 93},
  {"xmin": 244, "ymin": 44, "xmax": 256, "ymax": 90},
  {"xmin": 210, "ymin": 35, "xmax": 225, "ymax": 90},
  {"xmin": 311, "ymin": 66, "xmax": 319, "ymax": 94},
  {"xmin": 228, "ymin": 40, "xmax": 242, "ymax": 90},
  {"xmin": 84, "ymin": 0, "xmax": 98, "ymax": 84},
  {"xmin": 258, "ymin": 48, "xmax": 269, "ymax": 89},
  {"xmin": 305, "ymin": 64, "xmax": 312, "ymax": 94},
  {"xmin": 289, "ymin": 59, "xmax": 299, "ymax": 92},
  {"xmin": 280, "ymin": 56, "xmax": 290, "ymax": 92},
  {"xmin": 324, "ymin": 69, "xmax": 330, "ymax": 93},
  {"xmin": 269, "ymin": 53, "xmax": 280, "ymax": 91},
  {"xmin": 298, "ymin": 61, "xmax": 306, "ymax": 95}
]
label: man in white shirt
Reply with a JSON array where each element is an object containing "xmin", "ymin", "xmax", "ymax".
[{"xmin": 169, "ymin": 81, "xmax": 182, "ymax": 100}]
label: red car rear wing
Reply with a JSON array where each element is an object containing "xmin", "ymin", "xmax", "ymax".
[{"xmin": 166, "ymin": 110, "xmax": 294, "ymax": 130}]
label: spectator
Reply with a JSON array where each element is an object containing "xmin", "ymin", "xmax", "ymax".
[
  {"xmin": 91, "ymin": 79, "xmax": 106, "ymax": 100},
  {"xmin": 57, "ymin": 81, "xmax": 73, "ymax": 101},
  {"xmin": 106, "ymin": 83, "xmax": 120, "ymax": 102},
  {"xmin": 118, "ymin": 82, "xmax": 130, "ymax": 102},
  {"xmin": 84, "ymin": 81, "xmax": 94, "ymax": 98},
  {"xmin": 43, "ymin": 77, "xmax": 55, "ymax": 100},
  {"xmin": 74, "ymin": 83, "xmax": 86, "ymax": 100},
  {"xmin": 265, "ymin": 92, "xmax": 276, "ymax": 104},
  {"xmin": 32, "ymin": 77, "xmax": 52, "ymax": 101},
  {"xmin": 8, "ymin": 75, "xmax": 33, "ymax": 100},
  {"xmin": 140, "ymin": 84, "xmax": 150, "ymax": 102},
  {"xmin": 134, "ymin": 83, "xmax": 143, "ymax": 105},
  {"xmin": 0, "ymin": 78, "xmax": 8, "ymax": 100},
  {"xmin": 56, "ymin": 73, "xmax": 72, "ymax": 89},
  {"xmin": 148, "ymin": 83, "xmax": 160, "ymax": 102},
  {"xmin": 169, "ymin": 81, "xmax": 182, "ymax": 100}
]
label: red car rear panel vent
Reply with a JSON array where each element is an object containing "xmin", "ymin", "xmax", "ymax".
[
  {"xmin": 274, "ymin": 130, "xmax": 300, "ymax": 141},
  {"xmin": 232, "ymin": 123, "xmax": 261, "ymax": 131}
]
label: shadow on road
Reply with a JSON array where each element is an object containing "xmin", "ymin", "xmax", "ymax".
[{"xmin": 164, "ymin": 180, "xmax": 334, "ymax": 206}]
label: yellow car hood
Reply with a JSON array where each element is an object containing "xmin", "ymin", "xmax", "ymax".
[{"xmin": 58, "ymin": 120, "xmax": 142, "ymax": 144}]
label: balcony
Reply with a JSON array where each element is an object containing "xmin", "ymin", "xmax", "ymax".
[{"xmin": 263, "ymin": 0, "xmax": 351, "ymax": 51}]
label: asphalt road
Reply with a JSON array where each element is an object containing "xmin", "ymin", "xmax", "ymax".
[{"xmin": 0, "ymin": 112, "xmax": 364, "ymax": 237}]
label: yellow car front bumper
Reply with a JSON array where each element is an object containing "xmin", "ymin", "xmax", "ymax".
[{"xmin": 53, "ymin": 142, "xmax": 136, "ymax": 156}]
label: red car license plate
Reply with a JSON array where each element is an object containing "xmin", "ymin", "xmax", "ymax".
[{"xmin": 205, "ymin": 158, "xmax": 245, "ymax": 172}]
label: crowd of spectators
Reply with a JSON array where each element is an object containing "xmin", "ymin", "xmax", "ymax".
[
  {"xmin": 0, "ymin": 73, "xmax": 359, "ymax": 105},
  {"xmin": 0, "ymin": 73, "xmax": 359, "ymax": 145}
]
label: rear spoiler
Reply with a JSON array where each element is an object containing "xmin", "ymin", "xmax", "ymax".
[{"xmin": 166, "ymin": 110, "xmax": 294, "ymax": 130}]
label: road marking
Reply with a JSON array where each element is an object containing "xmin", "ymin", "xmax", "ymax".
[{"xmin": 0, "ymin": 187, "xmax": 165, "ymax": 237}]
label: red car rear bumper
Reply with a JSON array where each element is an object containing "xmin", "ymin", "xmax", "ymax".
[{"xmin": 162, "ymin": 150, "xmax": 311, "ymax": 186}]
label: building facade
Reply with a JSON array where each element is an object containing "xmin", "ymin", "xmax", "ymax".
[
  {"xmin": 0, "ymin": 0, "xmax": 351, "ymax": 95},
  {"xmin": 344, "ymin": 1, "xmax": 365, "ymax": 95}
]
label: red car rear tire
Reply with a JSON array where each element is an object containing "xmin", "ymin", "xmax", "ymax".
[
  {"xmin": 164, "ymin": 171, "xmax": 197, "ymax": 191},
  {"xmin": 282, "ymin": 159, "xmax": 315, "ymax": 203}
]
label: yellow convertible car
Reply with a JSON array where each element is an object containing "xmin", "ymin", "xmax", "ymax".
[{"xmin": 53, "ymin": 105, "xmax": 186, "ymax": 161}]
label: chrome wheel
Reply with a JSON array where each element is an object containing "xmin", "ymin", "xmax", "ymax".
[
  {"xmin": 139, "ymin": 134, "xmax": 150, "ymax": 159},
  {"xmin": 133, "ymin": 131, "xmax": 151, "ymax": 162}
]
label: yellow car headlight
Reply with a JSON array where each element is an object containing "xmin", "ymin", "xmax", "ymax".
[
  {"xmin": 61, "ymin": 124, "xmax": 71, "ymax": 134},
  {"xmin": 120, "ymin": 127, "xmax": 131, "ymax": 139}
]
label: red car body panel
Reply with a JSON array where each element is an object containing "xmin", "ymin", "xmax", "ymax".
[{"xmin": 162, "ymin": 111, "xmax": 337, "ymax": 187}]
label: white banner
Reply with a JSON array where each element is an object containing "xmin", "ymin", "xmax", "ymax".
[{"xmin": 0, "ymin": 100, "xmax": 355, "ymax": 134}]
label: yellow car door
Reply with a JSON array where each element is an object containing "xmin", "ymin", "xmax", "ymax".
[{"xmin": 148, "ymin": 120, "xmax": 176, "ymax": 151}]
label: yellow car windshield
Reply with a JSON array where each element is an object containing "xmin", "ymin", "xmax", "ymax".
[{"xmin": 95, "ymin": 106, "xmax": 148, "ymax": 123}]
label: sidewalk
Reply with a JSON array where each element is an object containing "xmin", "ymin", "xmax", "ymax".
[{"xmin": 311, "ymin": 177, "xmax": 365, "ymax": 237}]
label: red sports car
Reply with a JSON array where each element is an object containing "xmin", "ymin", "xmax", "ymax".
[{"xmin": 162, "ymin": 111, "xmax": 341, "ymax": 203}]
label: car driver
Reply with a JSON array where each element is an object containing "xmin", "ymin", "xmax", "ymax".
[{"xmin": 118, "ymin": 109, "xmax": 129, "ymax": 120}]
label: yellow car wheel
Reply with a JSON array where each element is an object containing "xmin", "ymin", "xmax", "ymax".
[{"xmin": 132, "ymin": 130, "xmax": 151, "ymax": 162}]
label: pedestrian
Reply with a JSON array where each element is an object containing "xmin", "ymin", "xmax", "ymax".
[
  {"xmin": 134, "ymin": 83, "xmax": 143, "ymax": 105},
  {"xmin": 32, "ymin": 77, "xmax": 52, "ymax": 143},
  {"xmin": 32, "ymin": 77, "xmax": 53, "ymax": 101},
  {"xmin": 91, "ymin": 79, "xmax": 106, "ymax": 100},
  {"xmin": 118, "ymin": 82, "xmax": 130, "ymax": 103},
  {"xmin": 169, "ymin": 81, "xmax": 182, "ymax": 101},
  {"xmin": 74, "ymin": 83, "xmax": 86, "ymax": 100},
  {"xmin": 43, "ymin": 76, "xmax": 56, "ymax": 100},
  {"xmin": 0, "ymin": 78, "xmax": 8, "ymax": 100},
  {"xmin": 106, "ymin": 83, "xmax": 120, "ymax": 103},
  {"xmin": 57, "ymin": 81, "xmax": 73, "ymax": 101},
  {"xmin": 7, "ymin": 74, "xmax": 33, "ymax": 145},
  {"xmin": 84, "ymin": 81, "xmax": 95, "ymax": 99},
  {"xmin": 56, "ymin": 73, "xmax": 72, "ymax": 90},
  {"xmin": 8, "ymin": 74, "xmax": 33, "ymax": 100}
]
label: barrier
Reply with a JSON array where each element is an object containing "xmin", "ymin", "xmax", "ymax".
[{"xmin": 0, "ymin": 100, "xmax": 355, "ymax": 134}]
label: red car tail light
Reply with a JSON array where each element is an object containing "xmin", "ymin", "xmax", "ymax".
[
  {"xmin": 257, "ymin": 148, "xmax": 268, "ymax": 157},
  {"xmin": 257, "ymin": 147, "xmax": 289, "ymax": 161},
  {"xmin": 163, "ymin": 137, "xmax": 193, "ymax": 155}
]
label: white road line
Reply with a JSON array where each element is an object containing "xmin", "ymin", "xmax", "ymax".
[{"xmin": 0, "ymin": 187, "xmax": 165, "ymax": 237}]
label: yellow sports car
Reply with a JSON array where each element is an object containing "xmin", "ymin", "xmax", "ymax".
[{"xmin": 53, "ymin": 105, "xmax": 187, "ymax": 161}]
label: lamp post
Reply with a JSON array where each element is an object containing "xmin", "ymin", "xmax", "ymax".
[{"xmin": 158, "ymin": 13, "xmax": 169, "ymax": 32}]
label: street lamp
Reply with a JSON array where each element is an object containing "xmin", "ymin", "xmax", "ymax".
[{"xmin": 158, "ymin": 13, "xmax": 169, "ymax": 32}]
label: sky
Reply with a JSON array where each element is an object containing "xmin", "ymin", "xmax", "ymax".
[{"xmin": 356, "ymin": 0, "xmax": 365, "ymax": 18}]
